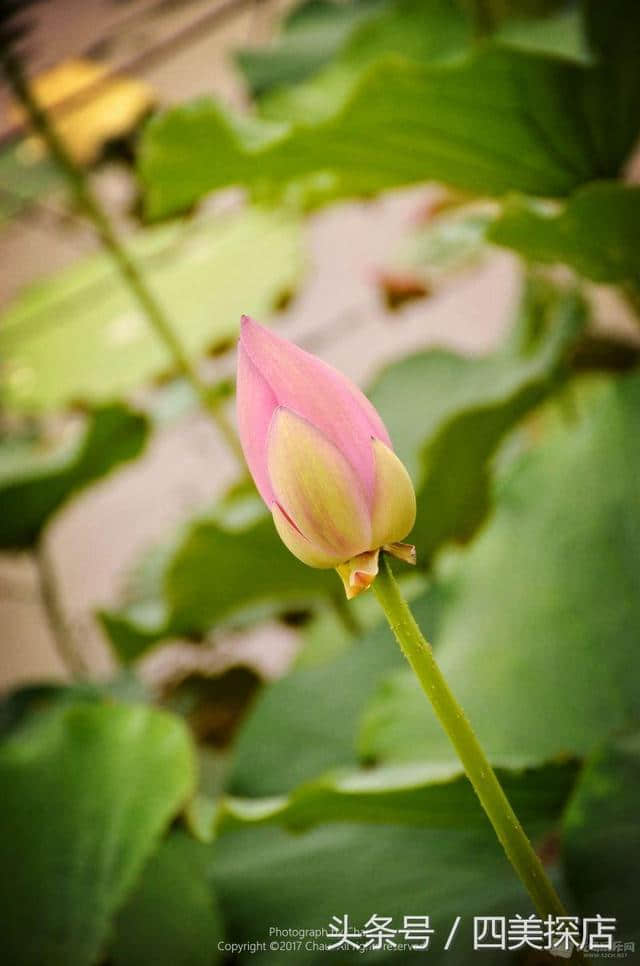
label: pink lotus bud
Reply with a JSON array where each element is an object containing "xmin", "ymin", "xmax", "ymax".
[{"xmin": 236, "ymin": 317, "xmax": 416, "ymax": 598}]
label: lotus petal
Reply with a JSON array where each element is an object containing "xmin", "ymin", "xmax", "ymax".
[{"xmin": 267, "ymin": 407, "xmax": 371, "ymax": 563}]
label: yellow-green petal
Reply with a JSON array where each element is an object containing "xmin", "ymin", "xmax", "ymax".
[
  {"xmin": 271, "ymin": 502, "xmax": 340, "ymax": 568},
  {"xmin": 370, "ymin": 438, "xmax": 416, "ymax": 549},
  {"xmin": 268, "ymin": 407, "xmax": 371, "ymax": 562}
]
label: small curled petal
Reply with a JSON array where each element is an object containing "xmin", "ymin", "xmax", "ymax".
[{"xmin": 336, "ymin": 549, "xmax": 380, "ymax": 600}]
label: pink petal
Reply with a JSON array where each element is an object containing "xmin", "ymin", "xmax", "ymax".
[
  {"xmin": 236, "ymin": 341, "xmax": 278, "ymax": 505},
  {"xmin": 239, "ymin": 316, "xmax": 391, "ymax": 506}
]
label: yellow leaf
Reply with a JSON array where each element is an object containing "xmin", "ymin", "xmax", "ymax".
[{"xmin": 11, "ymin": 59, "xmax": 155, "ymax": 165}]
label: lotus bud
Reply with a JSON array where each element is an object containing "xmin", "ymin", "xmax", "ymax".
[{"xmin": 236, "ymin": 316, "xmax": 416, "ymax": 598}]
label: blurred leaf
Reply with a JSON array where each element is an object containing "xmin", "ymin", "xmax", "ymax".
[
  {"xmin": 139, "ymin": 0, "xmax": 640, "ymax": 218},
  {"xmin": 100, "ymin": 487, "xmax": 337, "ymax": 662},
  {"xmin": 110, "ymin": 830, "xmax": 224, "ymax": 966},
  {"xmin": 235, "ymin": 0, "xmax": 387, "ymax": 97},
  {"xmin": 212, "ymin": 816, "xmax": 561, "ymax": 966},
  {"xmin": 0, "ymin": 676, "xmax": 150, "ymax": 739},
  {"xmin": 0, "ymin": 403, "xmax": 148, "ymax": 547},
  {"xmin": 562, "ymin": 732, "xmax": 640, "ymax": 948},
  {"xmin": 0, "ymin": 681, "xmax": 103, "ymax": 736},
  {"xmin": 227, "ymin": 611, "xmax": 410, "ymax": 796},
  {"xmin": 0, "ymin": 701, "xmax": 195, "ymax": 966},
  {"xmin": 360, "ymin": 372, "xmax": 640, "ymax": 768},
  {"xmin": 258, "ymin": 0, "xmax": 474, "ymax": 125},
  {"xmin": 393, "ymin": 208, "xmax": 492, "ymax": 283},
  {"xmin": 257, "ymin": 0, "xmax": 593, "ymax": 127},
  {"xmin": 492, "ymin": 5, "xmax": 592, "ymax": 63},
  {"xmin": 580, "ymin": 0, "xmax": 640, "ymax": 178},
  {"xmin": 370, "ymin": 281, "xmax": 587, "ymax": 565},
  {"xmin": 0, "ymin": 142, "xmax": 63, "ymax": 223},
  {"xmin": 9, "ymin": 58, "xmax": 154, "ymax": 166},
  {"xmin": 0, "ymin": 208, "xmax": 302, "ymax": 411},
  {"xmin": 214, "ymin": 758, "xmax": 578, "ymax": 836},
  {"xmin": 488, "ymin": 182, "xmax": 640, "ymax": 283}
]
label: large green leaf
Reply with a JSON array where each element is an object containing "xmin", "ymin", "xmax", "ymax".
[
  {"xmin": 0, "ymin": 208, "xmax": 301, "ymax": 411},
  {"xmin": 370, "ymin": 280, "xmax": 586, "ymax": 565},
  {"xmin": 491, "ymin": 4, "xmax": 592, "ymax": 64},
  {"xmin": 238, "ymin": 0, "xmax": 591, "ymax": 115},
  {"xmin": 226, "ymin": 612, "xmax": 410, "ymax": 797},
  {"xmin": 0, "ymin": 403, "xmax": 148, "ymax": 547},
  {"xmin": 578, "ymin": 0, "xmax": 640, "ymax": 179},
  {"xmin": 257, "ymin": 0, "xmax": 593, "ymax": 127},
  {"xmin": 215, "ymin": 752, "xmax": 578, "ymax": 963},
  {"xmin": 214, "ymin": 758, "xmax": 577, "ymax": 835},
  {"xmin": 0, "ymin": 701, "xmax": 195, "ymax": 966},
  {"xmin": 360, "ymin": 372, "xmax": 640, "ymax": 768},
  {"xmin": 212, "ymin": 815, "xmax": 565, "ymax": 965},
  {"xmin": 562, "ymin": 732, "xmax": 640, "ymax": 950},
  {"xmin": 488, "ymin": 182, "xmax": 640, "ymax": 283},
  {"xmin": 138, "ymin": 1, "xmax": 640, "ymax": 218},
  {"xmin": 100, "ymin": 487, "xmax": 337, "ymax": 663},
  {"xmin": 110, "ymin": 831, "xmax": 224, "ymax": 966},
  {"xmin": 257, "ymin": 0, "xmax": 474, "ymax": 125},
  {"xmin": 235, "ymin": 0, "xmax": 387, "ymax": 97}
]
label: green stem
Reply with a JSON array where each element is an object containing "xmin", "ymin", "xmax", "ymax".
[
  {"xmin": 2, "ymin": 48, "xmax": 243, "ymax": 465},
  {"xmin": 372, "ymin": 555, "xmax": 568, "ymax": 923},
  {"xmin": 35, "ymin": 538, "xmax": 88, "ymax": 679}
]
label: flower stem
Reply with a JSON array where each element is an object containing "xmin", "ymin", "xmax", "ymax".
[
  {"xmin": 372, "ymin": 554, "xmax": 568, "ymax": 922},
  {"xmin": 35, "ymin": 538, "xmax": 88, "ymax": 678},
  {"xmin": 1, "ymin": 47, "xmax": 243, "ymax": 465}
]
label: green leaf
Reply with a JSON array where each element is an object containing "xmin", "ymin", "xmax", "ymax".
[
  {"xmin": 492, "ymin": 5, "xmax": 593, "ymax": 64},
  {"xmin": 0, "ymin": 143, "xmax": 64, "ymax": 224},
  {"xmin": 360, "ymin": 372, "xmax": 640, "ymax": 768},
  {"xmin": 257, "ymin": 0, "xmax": 594, "ymax": 127},
  {"xmin": 212, "ymin": 816, "xmax": 560, "ymax": 965},
  {"xmin": 235, "ymin": 0, "xmax": 387, "ymax": 97},
  {"xmin": 258, "ymin": 0, "xmax": 474, "ymax": 125},
  {"xmin": 0, "ymin": 701, "xmax": 195, "ymax": 966},
  {"xmin": 562, "ymin": 732, "xmax": 640, "ymax": 949},
  {"xmin": 392, "ymin": 208, "xmax": 493, "ymax": 283},
  {"xmin": 214, "ymin": 758, "xmax": 578, "ymax": 835},
  {"xmin": 0, "ymin": 681, "xmax": 104, "ymax": 736},
  {"xmin": 226, "ymin": 613, "xmax": 410, "ymax": 796},
  {"xmin": 369, "ymin": 280, "xmax": 587, "ymax": 564},
  {"xmin": 0, "ymin": 403, "xmax": 148, "ymax": 547},
  {"xmin": 110, "ymin": 831, "xmax": 224, "ymax": 966},
  {"xmin": 100, "ymin": 487, "xmax": 337, "ymax": 662},
  {"xmin": 0, "ymin": 208, "xmax": 302, "ymax": 411},
  {"xmin": 488, "ymin": 182, "xmax": 640, "ymax": 283},
  {"xmin": 139, "ymin": 0, "xmax": 640, "ymax": 218},
  {"xmin": 579, "ymin": 0, "xmax": 640, "ymax": 178}
]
